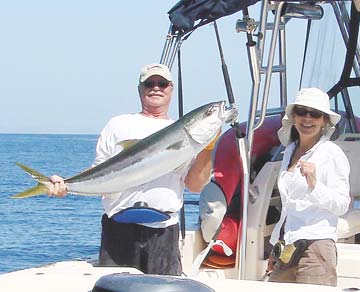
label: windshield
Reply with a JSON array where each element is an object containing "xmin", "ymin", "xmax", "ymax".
[{"xmin": 301, "ymin": 2, "xmax": 360, "ymax": 121}]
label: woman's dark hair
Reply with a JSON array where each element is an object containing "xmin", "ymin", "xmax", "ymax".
[
  {"xmin": 290, "ymin": 125, "xmax": 299, "ymax": 142},
  {"xmin": 323, "ymin": 113, "xmax": 330, "ymax": 123}
]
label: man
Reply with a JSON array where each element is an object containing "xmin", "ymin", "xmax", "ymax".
[{"xmin": 48, "ymin": 63, "xmax": 218, "ymax": 275}]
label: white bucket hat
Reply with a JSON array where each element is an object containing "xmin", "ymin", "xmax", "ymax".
[{"xmin": 277, "ymin": 88, "xmax": 341, "ymax": 146}]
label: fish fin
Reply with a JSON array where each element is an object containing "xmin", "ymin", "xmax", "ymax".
[
  {"xmin": 117, "ymin": 139, "xmax": 140, "ymax": 150},
  {"xmin": 166, "ymin": 140, "xmax": 185, "ymax": 151},
  {"xmin": 16, "ymin": 162, "xmax": 49, "ymax": 183},
  {"xmin": 12, "ymin": 184, "xmax": 47, "ymax": 198}
]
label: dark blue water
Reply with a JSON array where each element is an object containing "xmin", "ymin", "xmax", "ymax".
[{"xmin": 0, "ymin": 134, "xmax": 199, "ymax": 274}]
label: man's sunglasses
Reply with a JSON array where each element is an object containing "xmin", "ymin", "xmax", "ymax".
[
  {"xmin": 293, "ymin": 106, "xmax": 324, "ymax": 119},
  {"xmin": 142, "ymin": 80, "xmax": 171, "ymax": 89}
]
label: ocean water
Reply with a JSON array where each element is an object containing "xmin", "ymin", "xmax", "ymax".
[{"xmin": 0, "ymin": 134, "xmax": 199, "ymax": 274}]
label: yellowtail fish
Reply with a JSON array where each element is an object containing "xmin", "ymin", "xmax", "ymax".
[{"xmin": 13, "ymin": 101, "xmax": 237, "ymax": 198}]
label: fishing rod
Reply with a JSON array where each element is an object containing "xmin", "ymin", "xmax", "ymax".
[
  {"xmin": 213, "ymin": 20, "xmax": 242, "ymax": 138},
  {"xmin": 213, "ymin": 19, "xmax": 250, "ymax": 280},
  {"xmin": 213, "ymin": 21, "xmax": 235, "ymax": 106}
]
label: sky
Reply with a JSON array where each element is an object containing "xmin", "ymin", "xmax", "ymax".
[{"xmin": 0, "ymin": 1, "xmax": 353, "ymax": 134}]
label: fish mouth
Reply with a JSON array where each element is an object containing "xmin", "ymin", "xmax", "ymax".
[{"xmin": 222, "ymin": 102, "xmax": 238, "ymax": 123}]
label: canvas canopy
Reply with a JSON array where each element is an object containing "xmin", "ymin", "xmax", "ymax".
[{"xmin": 168, "ymin": 0, "xmax": 260, "ymax": 35}]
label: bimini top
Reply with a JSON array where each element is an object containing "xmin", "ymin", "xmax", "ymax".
[{"xmin": 168, "ymin": 0, "xmax": 260, "ymax": 35}]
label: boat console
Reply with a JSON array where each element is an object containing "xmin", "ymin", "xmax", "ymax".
[{"xmin": 92, "ymin": 273, "xmax": 215, "ymax": 292}]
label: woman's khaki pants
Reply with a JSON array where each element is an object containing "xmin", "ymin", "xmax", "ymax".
[{"xmin": 269, "ymin": 239, "xmax": 337, "ymax": 286}]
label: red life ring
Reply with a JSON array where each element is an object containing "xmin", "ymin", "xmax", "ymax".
[{"xmin": 211, "ymin": 115, "xmax": 282, "ymax": 257}]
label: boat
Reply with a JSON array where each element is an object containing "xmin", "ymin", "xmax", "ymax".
[{"xmin": 1, "ymin": 0, "xmax": 359, "ymax": 291}]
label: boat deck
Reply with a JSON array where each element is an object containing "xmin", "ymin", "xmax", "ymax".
[{"xmin": 0, "ymin": 260, "xmax": 343, "ymax": 292}]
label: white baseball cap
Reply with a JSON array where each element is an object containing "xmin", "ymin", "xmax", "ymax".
[{"xmin": 139, "ymin": 63, "xmax": 172, "ymax": 83}]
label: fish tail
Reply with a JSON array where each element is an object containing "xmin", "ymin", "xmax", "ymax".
[
  {"xmin": 12, "ymin": 162, "xmax": 50, "ymax": 198},
  {"xmin": 12, "ymin": 184, "xmax": 48, "ymax": 198},
  {"xmin": 16, "ymin": 162, "xmax": 48, "ymax": 181}
]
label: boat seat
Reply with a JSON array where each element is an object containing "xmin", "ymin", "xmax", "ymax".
[
  {"xmin": 334, "ymin": 134, "xmax": 360, "ymax": 239},
  {"xmin": 337, "ymin": 209, "xmax": 360, "ymax": 239}
]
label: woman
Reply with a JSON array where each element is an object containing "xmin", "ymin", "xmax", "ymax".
[{"xmin": 268, "ymin": 88, "xmax": 351, "ymax": 286}]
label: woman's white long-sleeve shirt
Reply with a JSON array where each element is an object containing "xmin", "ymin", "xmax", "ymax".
[{"xmin": 270, "ymin": 136, "xmax": 350, "ymax": 245}]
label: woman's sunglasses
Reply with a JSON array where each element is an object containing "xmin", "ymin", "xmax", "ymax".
[
  {"xmin": 293, "ymin": 106, "xmax": 324, "ymax": 119},
  {"xmin": 142, "ymin": 80, "xmax": 170, "ymax": 89}
]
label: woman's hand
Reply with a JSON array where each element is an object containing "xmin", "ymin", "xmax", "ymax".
[
  {"xmin": 299, "ymin": 160, "xmax": 317, "ymax": 189},
  {"xmin": 267, "ymin": 254, "xmax": 275, "ymax": 274}
]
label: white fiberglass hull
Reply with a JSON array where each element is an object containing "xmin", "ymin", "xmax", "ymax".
[
  {"xmin": 1, "ymin": 233, "xmax": 359, "ymax": 292},
  {"xmin": 0, "ymin": 259, "xmax": 342, "ymax": 292}
]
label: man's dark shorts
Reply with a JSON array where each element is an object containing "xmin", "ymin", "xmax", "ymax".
[{"xmin": 99, "ymin": 214, "xmax": 182, "ymax": 276}]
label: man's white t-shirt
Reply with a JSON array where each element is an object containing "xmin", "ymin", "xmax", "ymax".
[{"xmin": 94, "ymin": 113, "xmax": 191, "ymax": 228}]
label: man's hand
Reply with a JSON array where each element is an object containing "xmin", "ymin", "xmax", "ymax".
[{"xmin": 47, "ymin": 175, "xmax": 68, "ymax": 197}]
